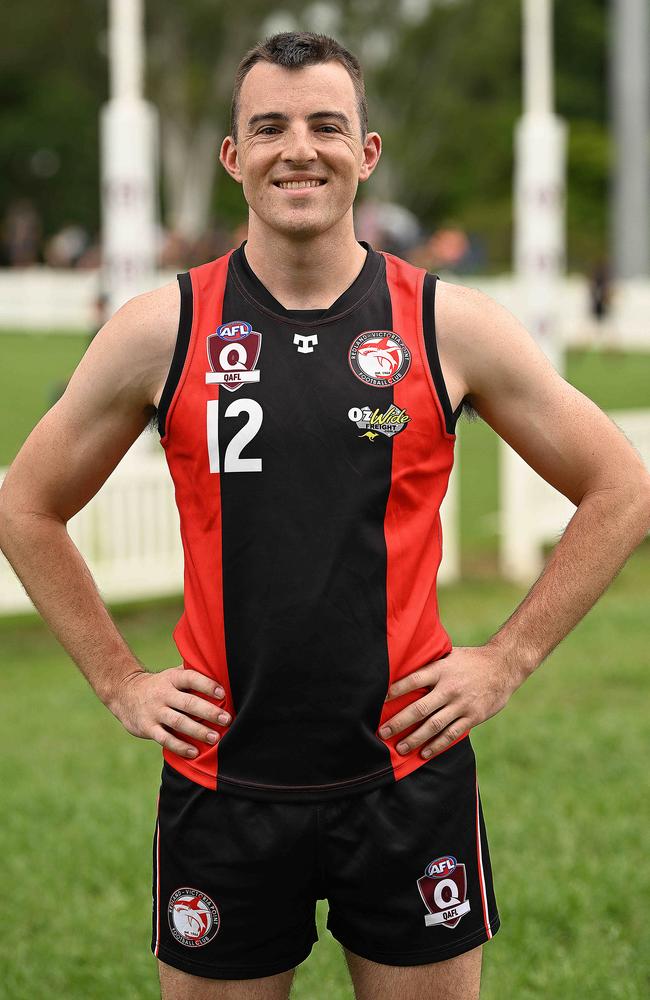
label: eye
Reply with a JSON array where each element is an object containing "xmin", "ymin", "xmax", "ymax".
[
  {"xmin": 317, "ymin": 126, "xmax": 338, "ymax": 133},
  {"xmin": 258, "ymin": 126, "xmax": 280, "ymax": 135}
]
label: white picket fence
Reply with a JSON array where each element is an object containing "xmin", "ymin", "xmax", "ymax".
[
  {"xmin": 0, "ymin": 446, "xmax": 460, "ymax": 615},
  {"xmin": 0, "ymin": 451, "xmax": 183, "ymax": 614}
]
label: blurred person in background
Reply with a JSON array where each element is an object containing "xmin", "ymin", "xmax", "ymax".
[
  {"xmin": 586, "ymin": 256, "xmax": 619, "ymax": 352},
  {"xmin": 187, "ymin": 224, "xmax": 233, "ymax": 269},
  {"xmin": 44, "ymin": 223, "xmax": 90, "ymax": 268},
  {"xmin": 1, "ymin": 29, "xmax": 650, "ymax": 1000},
  {"xmin": 0, "ymin": 197, "xmax": 42, "ymax": 266},
  {"xmin": 589, "ymin": 257, "xmax": 611, "ymax": 323},
  {"xmin": 76, "ymin": 234, "xmax": 102, "ymax": 269},
  {"xmin": 354, "ymin": 196, "xmax": 421, "ymax": 255},
  {"xmin": 408, "ymin": 221, "xmax": 485, "ymax": 274},
  {"xmin": 159, "ymin": 228, "xmax": 192, "ymax": 271}
]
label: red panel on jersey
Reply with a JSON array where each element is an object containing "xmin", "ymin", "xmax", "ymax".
[
  {"xmin": 160, "ymin": 252, "xmax": 234, "ymax": 789},
  {"xmin": 378, "ymin": 252, "xmax": 468, "ymax": 781}
]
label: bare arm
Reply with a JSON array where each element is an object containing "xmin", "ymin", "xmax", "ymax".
[
  {"xmin": 0, "ymin": 283, "xmax": 229, "ymax": 759},
  {"xmin": 381, "ymin": 281, "xmax": 650, "ymax": 758},
  {"xmin": 450, "ymin": 280, "xmax": 650, "ymax": 675},
  {"xmin": 447, "ymin": 282, "xmax": 650, "ymax": 674}
]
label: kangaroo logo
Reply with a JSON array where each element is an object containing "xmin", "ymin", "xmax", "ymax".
[{"xmin": 349, "ymin": 405, "xmax": 411, "ymax": 439}]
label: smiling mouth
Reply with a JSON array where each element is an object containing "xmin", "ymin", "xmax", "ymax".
[{"xmin": 274, "ymin": 179, "xmax": 327, "ymax": 190}]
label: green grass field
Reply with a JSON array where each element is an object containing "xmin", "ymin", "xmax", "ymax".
[{"xmin": 1, "ymin": 334, "xmax": 649, "ymax": 998}]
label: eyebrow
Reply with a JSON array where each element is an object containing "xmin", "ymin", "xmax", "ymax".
[{"xmin": 246, "ymin": 110, "xmax": 352, "ymax": 131}]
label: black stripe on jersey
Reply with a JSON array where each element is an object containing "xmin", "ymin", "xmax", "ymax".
[
  {"xmin": 157, "ymin": 271, "xmax": 193, "ymax": 438},
  {"xmin": 215, "ymin": 262, "xmax": 396, "ymax": 795},
  {"xmin": 422, "ymin": 273, "xmax": 463, "ymax": 435}
]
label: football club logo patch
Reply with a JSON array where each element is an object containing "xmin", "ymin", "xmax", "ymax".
[
  {"xmin": 348, "ymin": 404, "xmax": 411, "ymax": 439},
  {"xmin": 206, "ymin": 320, "xmax": 261, "ymax": 392},
  {"xmin": 168, "ymin": 887, "xmax": 220, "ymax": 947},
  {"xmin": 348, "ymin": 330, "xmax": 411, "ymax": 387},
  {"xmin": 417, "ymin": 856, "xmax": 471, "ymax": 929}
]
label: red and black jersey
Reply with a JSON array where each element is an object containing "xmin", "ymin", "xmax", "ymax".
[{"xmin": 156, "ymin": 240, "xmax": 464, "ymax": 802}]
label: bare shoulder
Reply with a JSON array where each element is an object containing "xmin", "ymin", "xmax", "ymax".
[
  {"xmin": 0, "ymin": 279, "xmax": 181, "ymax": 522},
  {"xmin": 433, "ymin": 277, "xmax": 512, "ymax": 365},
  {"xmin": 433, "ymin": 277, "xmax": 553, "ymax": 406},
  {"xmin": 433, "ymin": 277, "xmax": 649, "ymax": 503},
  {"xmin": 88, "ymin": 279, "xmax": 180, "ymax": 410}
]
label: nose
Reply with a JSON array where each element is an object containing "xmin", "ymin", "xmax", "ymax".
[{"xmin": 280, "ymin": 125, "xmax": 318, "ymax": 164}]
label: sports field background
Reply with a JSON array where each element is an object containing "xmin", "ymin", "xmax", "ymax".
[{"xmin": 1, "ymin": 332, "xmax": 649, "ymax": 998}]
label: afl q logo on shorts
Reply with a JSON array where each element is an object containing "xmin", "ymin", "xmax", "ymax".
[
  {"xmin": 168, "ymin": 887, "xmax": 220, "ymax": 947},
  {"xmin": 348, "ymin": 331, "xmax": 411, "ymax": 387},
  {"xmin": 416, "ymin": 855, "xmax": 471, "ymax": 930}
]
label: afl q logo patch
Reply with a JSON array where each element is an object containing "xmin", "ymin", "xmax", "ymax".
[
  {"xmin": 168, "ymin": 887, "xmax": 220, "ymax": 947},
  {"xmin": 348, "ymin": 331, "xmax": 411, "ymax": 387},
  {"xmin": 416, "ymin": 856, "xmax": 471, "ymax": 930}
]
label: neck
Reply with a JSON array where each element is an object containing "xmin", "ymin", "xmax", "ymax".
[{"xmin": 243, "ymin": 213, "xmax": 368, "ymax": 310}]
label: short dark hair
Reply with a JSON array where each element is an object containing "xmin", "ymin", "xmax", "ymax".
[{"xmin": 230, "ymin": 31, "xmax": 368, "ymax": 142}]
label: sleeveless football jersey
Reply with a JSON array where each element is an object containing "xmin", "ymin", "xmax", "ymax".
[{"xmin": 156, "ymin": 240, "xmax": 464, "ymax": 802}]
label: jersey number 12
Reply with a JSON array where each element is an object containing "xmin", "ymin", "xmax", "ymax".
[{"xmin": 206, "ymin": 398, "xmax": 263, "ymax": 473}]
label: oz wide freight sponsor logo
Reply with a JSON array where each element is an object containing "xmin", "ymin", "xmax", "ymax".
[
  {"xmin": 206, "ymin": 320, "xmax": 261, "ymax": 392},
  {"xmin": 168, "ymin": 887, "xmax": 220, "ymax": 947},
  {"xmin": 349, "ymin": 404, "xmax": 411, "ymax": 440},
  {"xmin": 416, "ymin": 856, "xmax": 471, "ymax": 929},
  {"xmin": 348, "ymin": 330, "xmax": 411, "ymax": 387}
]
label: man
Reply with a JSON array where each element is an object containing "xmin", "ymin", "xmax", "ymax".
[{"xmin": 1, "ymin": 30, "xmax": 649, "ymax": 1000}]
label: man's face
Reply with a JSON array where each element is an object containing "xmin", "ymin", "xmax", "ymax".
[{"xmin": 220, "ymin": 61, "xmax": 381, "ymax": 239}]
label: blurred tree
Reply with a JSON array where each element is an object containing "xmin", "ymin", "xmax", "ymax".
[
  {"xmin": 146, "ymin": 0, "xmax": 284, "ymax": 241},
  {"xmin": 555, "ymin": 0, "xmax": 609, "ymax": 271},
  {"xmin": 147, "ymin": 0, "xmax": 408, "ymax": 240},
  {"xmin": 373, "ymin": 0, "xmax": 521, "ymax": 270},
  {"xmin": 0, "ymin": 0, "xmax": 609, "ymax": 272},
  {"xmin": 373, "ymin": 0, "xmax": 608, "ymax": 272},
  {"xmin": 0, "ymin": 0, "xmax": 106, "ymax": 249}
]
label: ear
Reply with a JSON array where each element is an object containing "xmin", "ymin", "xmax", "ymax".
[
  {"xmin": 219, "ymin": 136, "xmax": 242, "ymax": 184},
  {"xmin": 359, "ymin": 132, "xmax": 382, "ymax": 183}
]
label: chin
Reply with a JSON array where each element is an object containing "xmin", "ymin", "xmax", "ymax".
[{"xmin": 266, "ymin": 218, "xmax": 330, "ymax": 240}]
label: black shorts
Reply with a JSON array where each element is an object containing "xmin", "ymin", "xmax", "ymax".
[{"xmin": 151, "ymin": 734, "xmax": 500, "ymax": 980}]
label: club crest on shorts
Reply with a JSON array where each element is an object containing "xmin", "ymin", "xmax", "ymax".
[
  {"xmin": 348, "ymin": 404, "xmax": 411, "ymax": 439},
  {"xmin": 168, "ymin": 887, "xmax": 220, "ymax": 947},
  {"xmin": 417, "ymin": 856, "xmax": 471, "ymax": 929},
  {"xmin": 348, "ymin": 330, "xmax": 411, "ymax": 387},
  {"xmin": 206, "ymin": 320, "xmax": 261, "ymax": 392}
]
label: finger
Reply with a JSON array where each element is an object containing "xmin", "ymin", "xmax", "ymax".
[
  {"xmin": 151, "ymin": 724, "xmax": 202, "ymax": 759},
  {"xmin": 170, "ymin": 691, "xmax": 230, "ymax": 727},
  {"xmin": 161, "ymin": 707, "xmax": 222, "ymax": 746},
  {"xmin": 172, "ymin": 666, "xmax": 225, "ymax": 700},
  {"xmin": 379, "ymin": 691, "xmax": 448, "ymax": 739},
  {"xmin": 389, "ymin": 707, "xmax": 454, "ymax": 753},
  {"xmin": 385, "ymin": 664, "xmax": 441, "ymax": 701},
  {"xmin": 418, "ymin": 719, "xmax": 472, "ymax": 759}
]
